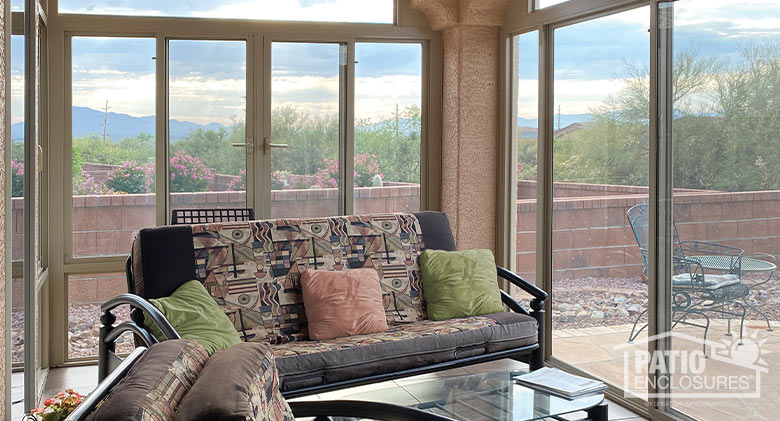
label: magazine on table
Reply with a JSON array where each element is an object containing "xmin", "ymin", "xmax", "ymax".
[{"xmin": 515, "ymin": 367, "xmax": 607, "ymax": 399}]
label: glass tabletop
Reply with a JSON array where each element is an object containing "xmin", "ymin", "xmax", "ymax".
[{"xmin": 339, "ymin": 370, "xmax": 605, "ymax": 421}]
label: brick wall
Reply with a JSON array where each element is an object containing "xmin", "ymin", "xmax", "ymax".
[{"xmin": 516, "ymin": 189, "xmax": 780, "ymax": 282}]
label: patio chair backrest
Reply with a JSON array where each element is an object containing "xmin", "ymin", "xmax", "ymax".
[{"xmin": 625, "ymin": 204, "xmax": 685, "ymax": 275}]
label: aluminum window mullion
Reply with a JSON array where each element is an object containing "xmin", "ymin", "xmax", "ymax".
[
  {"xmin": 337, "ymin": 41, "xmax": 354, "ymax": 216},
  {"xmin": 537, "ymin": 24, "xmax": 554, "ymax": 364},
  {"xmin": 155, "ymin": 36, "xmax": 168, "ymax": 226},
  {"xmin": 260, "ymin": 36, "xmax": 272, "ymax": 218},
  {"xmin": 23, "ymin": 0, "xmax": 39, "ymax": 410}
]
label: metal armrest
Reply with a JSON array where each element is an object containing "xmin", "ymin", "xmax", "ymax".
[
  {"xmin": 500, "ymin": 290, "xmax": 530, "ymax": 315},
  {"xmin": 495, "ymin": 266, "xmax": 546, "ymax": 370},
  {"xmin": 288, "ymin": 400, "xmax": 455, "ymax": 421},
  {"xmin": 101, "ymin": 293, "xmax": 179, "ymax": 340},
  {"xmin": 496, "ymin": 266, "xmax": 548, "ymax": 306}
]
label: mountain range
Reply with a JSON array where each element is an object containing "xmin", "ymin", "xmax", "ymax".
[
  {"xmin": 11, "ymin": 106, "xmax": 228, "ymax": 142},
  {"xmin": 10, "ymin": 106, "xmax": 593, "ymax": 142}
]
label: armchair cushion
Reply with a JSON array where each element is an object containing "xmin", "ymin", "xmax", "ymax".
[
  {"xmin": 672, "ymin": 273, "xmax": 740, "ymax": 289},
  {"xmin": 144, "ymin": 280, "xmax": 241, "ymax": 355},
  {"xmin": 420, "ymin": 249, "xmax": 503, "ymax": 321},
  {"xmin": 88, "ymin": 339, "xmax": 208, "ymax": 420},
  {"xmin": 301, "ymin": 268, "xmax": 388, "ymax": 340},
  {"xmin": 175, "ymin": 342, "xmax": 294, "ymax": 421}
]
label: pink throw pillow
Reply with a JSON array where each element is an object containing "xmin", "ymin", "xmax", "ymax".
[{"xmin": 301, "ymin": 269, "xmax": 388, "ymax": 340}]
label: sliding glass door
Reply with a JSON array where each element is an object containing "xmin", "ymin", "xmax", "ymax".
[
  {"xmin": 549, "ymin": 6, "xmax": 651, "ymax": 397},
  {"xmin": 656, "ymin": 1, "xmax": 780, "ymax": 418}
]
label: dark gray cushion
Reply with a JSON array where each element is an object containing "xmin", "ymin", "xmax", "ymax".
[
  {"xmin": 132, "ymin": 225, "xmax": 196, "ymax": 299},
  {"xmin": 275, "ymin": 312, "xmax": 537, "ymax": 391},
  {"xmin": 415, "ymin": 211, "xmax": 457, "ymax": 251}
]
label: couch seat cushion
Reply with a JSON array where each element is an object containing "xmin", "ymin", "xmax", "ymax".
[{"xmin": 273, "ymin": 312, "xmax": 537, "ymax": 391}]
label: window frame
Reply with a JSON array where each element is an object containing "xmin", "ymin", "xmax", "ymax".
[{"xmin": 47, "ymin": 0, "xmax": 442, "ymax": 366}]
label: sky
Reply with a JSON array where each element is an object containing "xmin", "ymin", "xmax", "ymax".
[
  {"xmin": 516, "ymin": 0, "xmax": 780, "ymax": 121},
  {"xmin": 9, "ymin": 1, "xmax": 780, "ymax": 127}
]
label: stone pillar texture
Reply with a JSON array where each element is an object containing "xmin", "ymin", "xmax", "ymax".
[{"xmin": 411, "ymin": 0, "xmax": 509, "ymax": 251}]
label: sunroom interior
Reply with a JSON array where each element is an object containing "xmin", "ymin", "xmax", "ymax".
[{"xmin": 2, "ymin": 0, "xmax": 779, "ymax": 420}]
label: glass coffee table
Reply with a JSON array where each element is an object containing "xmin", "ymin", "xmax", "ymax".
[{"xmin": 339, "ymin": 370, "xmax": 608, "ymax": 421}]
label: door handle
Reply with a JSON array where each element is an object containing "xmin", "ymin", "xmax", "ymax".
[{"xmin": 263, "ymin": 137, "xmax": 288, "ymax": 155}]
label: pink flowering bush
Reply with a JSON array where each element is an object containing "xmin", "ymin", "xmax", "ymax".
[
  {"xmin": 168, "ymin": 152, "xmax": 214, "ymax": 192},
  {"xmin": 272, "ymin": 170, "xmax": 289, "ymax": 190},
  {"xmin": 105, "ymin": 162, "xmax": 150, "ymax": 194},
  {"xmin": 227, "ymin": 168, "xmax": 246, "ymax": 191},
  {"xmin": 315, "ymin": 154, "xmax": 382, "ymax": 188},
  {"xmin": 74, "ymin": 174, "xmax": 113, "ymax": 195},
  {"xmin": 354, "ymin": 153, "xmax": 382, "ymax": 187},
  {"xmin": 11, "ymin": 160, "xmax": 23, "ymax": 197},
  {"xmin": 316, "ymin": 157, "xmax": 339, "ymax": 188}
]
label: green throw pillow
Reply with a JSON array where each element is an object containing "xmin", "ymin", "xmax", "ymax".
[
  {"xmin": 143, "ymin": 280, "xmax": 241, "ymax": 355},
  {"xmin": 420, "ymin": 249, "xmax": 504, "ymax": 321}
]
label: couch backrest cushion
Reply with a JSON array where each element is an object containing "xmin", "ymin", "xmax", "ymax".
[
  {"xmin": 192, "ymin": 213, "xmax": 429, "ymax": 343},
  {"xmin": 131, "ymin": 225, "xmax": 196, "ymax": 299},
  {"xmin": 131, "ymin": 211, "xmax": 456, "ymax": 344}
]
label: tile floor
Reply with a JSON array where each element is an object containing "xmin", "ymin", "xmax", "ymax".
[{"xmin": 21, "ymin": 358, "xmax": 646, "ymax": 420}]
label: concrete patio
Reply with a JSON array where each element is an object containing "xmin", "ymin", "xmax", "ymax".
[{"xmin": 554, "ymin": 319, "xmax": 780, "ymax": 421}]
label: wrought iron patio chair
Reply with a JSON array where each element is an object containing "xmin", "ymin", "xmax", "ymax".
[{"xmin": 626, "ymin": 204, "xmax": 749, "ymax": 353}]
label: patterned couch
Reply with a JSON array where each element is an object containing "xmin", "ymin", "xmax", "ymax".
[{"xmin": 99, "ymin": 211, "xmax": 547, "ymax": 397}]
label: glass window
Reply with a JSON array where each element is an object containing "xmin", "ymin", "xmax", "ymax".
[
  {"xmin": 58, "ymin": 0, "xmax": 394, "ymax": 24},
  {"xmin": 67, "ymin": 273, "xmax": 134, "ymax": 360},
  {"xmin": 551, "ymin": 6, "xmax": 650, "ymax": 394},
  {"xmin": 270, "ymin": 42, "xmax": 342, "ymax": 218},
  {"xmin": 11, "ymin": 34, "xmax": 24, "ymax": 263},
  {"xmin": 663, "ymin": 1, "xmax": 780, "ymax": 418},
  {"xmin": 513, "ymin": 31, "xmax": 539, "ymax": 298},
  {"xmin": 71, "ymin": 37, "xmax": 156, "ymax": 258},
  {"xmin": 168, "ymin": 40, "xmax": 247, "ymax": 217},
  {"xmin": 354, "ymin": 42, "xmax": 422, "ymax": 214},
  {"xmin": 538, "ymin": 0, "xmax": 569, "ymax": 9}
]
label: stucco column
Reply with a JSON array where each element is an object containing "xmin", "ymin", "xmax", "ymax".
[{"xmin": 411, "ymin": 0, "xmax": 510, "ymax": 251}]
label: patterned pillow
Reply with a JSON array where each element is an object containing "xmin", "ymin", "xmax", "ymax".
[
  {"xmin": 175, "ymin": 342, "xmax": 294, "ymax": 421},
  {"xmin": 191, "ymin": 213, "xmax": 427, "ymax": 344},
  {"xmin": 88, "ymin": 339, "xmax": 208, "ymax": 421}
]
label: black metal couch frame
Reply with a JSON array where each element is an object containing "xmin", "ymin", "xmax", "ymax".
[{"xmin": 99, "ymin": 260, "xmax": 547, "ymax": 398}]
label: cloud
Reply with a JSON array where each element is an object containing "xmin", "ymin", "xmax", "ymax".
[
  {"xmin": 58, "ymin": 0, "xmax": 393, "ymax": 23},
  {"xmin": 200, "ymin": 0, "xmax": 393, "ymax": 23}
]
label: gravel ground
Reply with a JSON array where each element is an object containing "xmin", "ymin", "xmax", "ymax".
[{"xmin": 542, "ymin": 276, "xmax": 780, "ymax": 330}]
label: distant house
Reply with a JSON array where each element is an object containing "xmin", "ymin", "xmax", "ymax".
[
  {"xmin": 518, "ymin": 126, "xmax": 538, "ymax": 139},
  {"xmin": 554, "ymin": 122, "xmax": 587, "ymax": 139}
]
